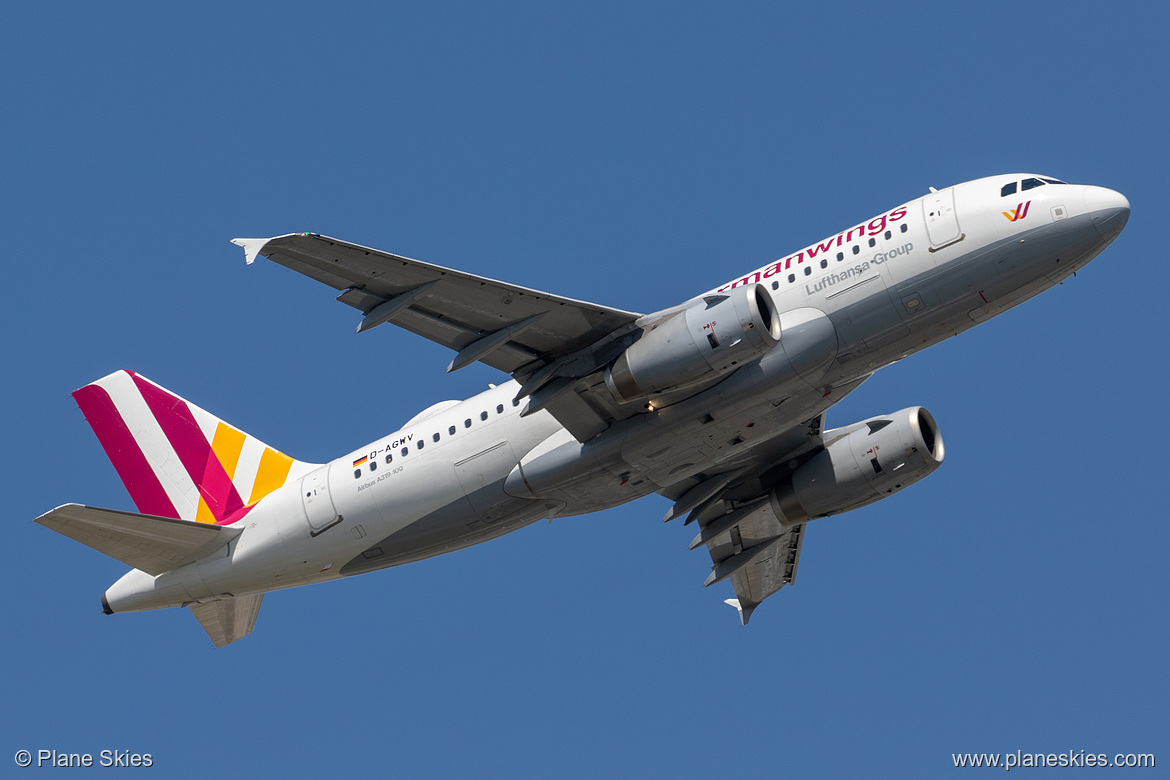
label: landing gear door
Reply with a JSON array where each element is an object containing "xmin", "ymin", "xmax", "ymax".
[
  {"xmin": 301, "ymin": 464, "xmax": 341, "ymax": 536},
  {"xmin": 923, "ymin": 188, "xmax": 963, "ymax": 250}
]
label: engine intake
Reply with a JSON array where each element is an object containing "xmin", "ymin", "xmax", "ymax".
[{"xmin": 605, "ymin": 284, "xmax": 781, "ymax": 403}]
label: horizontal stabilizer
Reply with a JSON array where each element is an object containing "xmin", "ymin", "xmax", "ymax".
[
  {"xmin": 35, "ymin": 504, "xmax": 242, "ymax": 576},
  {"xmin": 189, "ymin": 594, "xmax": 263, "ymax": 648}
]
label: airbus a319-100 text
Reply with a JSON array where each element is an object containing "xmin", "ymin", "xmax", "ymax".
[{"xmin": 36, "ymin": 174, "xmax": 1129, "ymax": 647}]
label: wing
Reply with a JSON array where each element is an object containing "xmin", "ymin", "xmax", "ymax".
[
  {"xmin": 659, "ymin": 414, "xmax": 824, "ymax": 623},
  {"xmin": 698, "ymin": 503, "xmax": 806, "ymax": 625},
  {"xmin": 234, "ymin": 233, "xmax": 644, "ymax": 440}
]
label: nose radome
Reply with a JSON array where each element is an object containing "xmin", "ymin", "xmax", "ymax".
[{"xmin": 1083, "ymin": 185, "xmax": 1130, "ymax": 242}]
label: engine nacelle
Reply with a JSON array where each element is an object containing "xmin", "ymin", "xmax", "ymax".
[
  {"xmin": 605, "ymin": 284, "xmax": 782, "ymax": 403},
  {"xmin": 769, "ymin": 407, "xmax": 945, "ymax": 524}
]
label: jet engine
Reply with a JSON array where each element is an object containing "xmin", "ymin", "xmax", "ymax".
[
  {"xmin": 605, "ymin": 283, "xmax": 782, "ymax": 404},
  {"xmin": 768, "ymin": 407, "xmax": 944, "ymax": 524}
]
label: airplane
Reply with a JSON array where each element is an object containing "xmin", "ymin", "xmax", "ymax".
[{"xmin": 35, "ymin": 173, "xmax": 1129, "ymax": 647}]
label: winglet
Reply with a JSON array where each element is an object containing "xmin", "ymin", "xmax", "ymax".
[
  {"xmin": 231, "ymin": 237, "xmax": 270, "ymax": 265},
  {"xmin": 724, "ymin": 598, "xmax": 756, "ymax": 626}
]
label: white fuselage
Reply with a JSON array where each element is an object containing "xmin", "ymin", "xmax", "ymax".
[{"xmin": 104, "ymin": 174, "xmax": 1129, "ymax": 613}]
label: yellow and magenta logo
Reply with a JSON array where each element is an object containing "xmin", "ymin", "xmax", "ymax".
[{"xmin": 1003, "ymin": 201, "xmax": 1031, "ymax": 222}]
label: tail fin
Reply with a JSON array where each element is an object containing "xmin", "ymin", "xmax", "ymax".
[
  {"xmin": 74, "ymin": 371, "xmax": 315, "ymax": 525},
  {"xmin": 190, "ymin": 594, "xmax": 264, "ymax": 648}
]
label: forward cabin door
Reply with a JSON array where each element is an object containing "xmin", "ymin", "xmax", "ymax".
[{"xmin": 923, "ymin": 188, "xmax": 963, "ymax": 249}]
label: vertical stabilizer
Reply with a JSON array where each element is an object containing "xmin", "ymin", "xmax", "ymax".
[
  {"xmin": 189, "ymin": 594, "xmax": 264, "ymax": 648},
  {"xmin": 73, "ymin": 371, "xmax": 316, "ymax": 524}
]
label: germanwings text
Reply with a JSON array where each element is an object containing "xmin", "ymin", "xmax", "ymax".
[{"xmin": 717, "ymin": 205, "xmax": 909, "ymax": 292}]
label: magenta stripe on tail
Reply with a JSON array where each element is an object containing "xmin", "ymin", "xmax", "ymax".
[
  {"xmin": 73, "ymin": 384, "xmax": 180, "ymax": 519},
  {"xmin": 130, "ymin": 374, "xmax": 245, "ymax": 522}
]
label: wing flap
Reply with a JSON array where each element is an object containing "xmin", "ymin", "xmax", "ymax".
[
  {"xmin": 189, "ymin": 593, "xmax": 263, "ymax": 648},
  {"xmin": 727, "ymin": 525, "xmax": 805, "ymax": 617},
  {"xmin": 668, "ymin": 415, "xmax": 823, "ymax": 623},
  {"xmin": 700, "ymin": 496, "xmax": 806, "ymax": 624},
  {"xmin": 35, "ymin": 504, "xmax": 241, "ymax": 576}
]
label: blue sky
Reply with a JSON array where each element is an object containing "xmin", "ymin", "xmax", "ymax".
[{"xmin": 4, "ymin": 2, "xmax": 1165, "ymax": 776}]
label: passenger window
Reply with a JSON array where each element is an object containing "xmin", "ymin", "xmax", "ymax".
[
  {"xmin": 804, "ymin": 266, "xmax": 811, "ymax": 276},
  {"xmin": 385, "ymin": 453, "xmax": 393, "ymax": 464},
  {"xmin": 512, "ymin": 398, "xmax": 520, "ymax": 407},
  {"xmin": 836, "ymin": 251, "xmax": 844, "ymax": 261},
  {"xmin": 1021, "ymin": 177, "xmax": 1045, "ymax": 191},
  {"xmin": 1001, "ymin": 182, "xmax": 1018, "ymax": 197},
  {"xmin": 820, "ymin": 259, "xmax": 827, "ymax": 269},
  {"xmin": 353, "ymin": 469, "xmax": 361, "ymax": 479},
  {"xmin": 401, "ymin": 447, "xmax": 409, "ymax": 457},
  {"xmin": 852, "ymin": 245, "xmax": 860, "ymax": 255},
  {"xmin": 868, "ymin": 237, "xmax": 876, "ymax": 247},
  {"xmin": 369, "ymin": 461, "xmax": 376, "ymax": 472},
  {"xmin": 417, "ymin": 440, "xmax": 424, "ymax": 450},
  {"xmin": 884, "ymin": 230, "xmax": 891, "ymax": 240},
  {"xmin": 496, "ymin": 404, "xmax": 504, "ymax": 414},
  {"xmin": 464, "ymin": 419, "xmax": 472, "ymax": 428},
  {"xmin": 772, "ymin": 280, "xmax": 779, "ymax": 290},
  {"xmin": 900, "ymin": 224, "xmax": 908, "ymax": 233},
  {"xmin": 480, "ymin": 411, "xmax": 488, "ymax": 421},
  {"xmin": 788, "ymin": 273, "xmax": 795, "ymax": 283},
  {"xmin": 432, "ymin": 432, "xmax": 440, "ymax": 443}
]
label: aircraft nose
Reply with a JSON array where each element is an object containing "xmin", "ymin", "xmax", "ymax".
[{"xmin": 1083, "ymin": 185, "xmax": 1130, "ymax": 243}]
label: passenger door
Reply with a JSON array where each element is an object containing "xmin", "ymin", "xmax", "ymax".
[
  {"xmin": 923, "ymin": 188, "xmax": 963, "ymax": 249},
  {"xmin": 301, "ymin": 465, "xmax": 341, "ymax": 536}
]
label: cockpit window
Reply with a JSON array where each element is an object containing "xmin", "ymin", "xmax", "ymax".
[
  {"xmin": 1041, "ymin": 177, "xmax": 1067, "ymax": 185},
  {"xmin": 1001, "ymin": 182, "xmax": 1017, "ymax": 197},
  {"xmin": 1021, "ymin": 177, "xmax": 1046, "ymax": 191}
]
